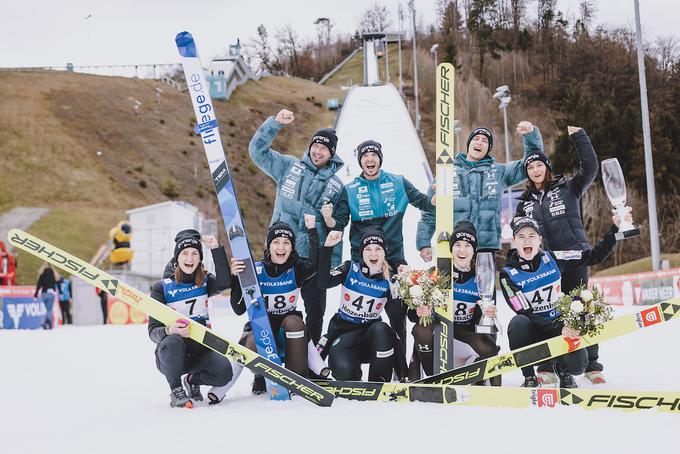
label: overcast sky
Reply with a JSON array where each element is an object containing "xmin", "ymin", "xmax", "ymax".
[{"xmin": 1, "ymin": 0, "xmax": 677, "ymax": 68}]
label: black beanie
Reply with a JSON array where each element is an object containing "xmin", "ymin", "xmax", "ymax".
[
  {"xmin": 356, "ymin": 140, "xmax": 383, "ymax": 166},
  {"xmin": 511, "ymin": 216, "xmax": 542, "ymax": 236},
  {"xmin": 309, "ymin": 128, "xmax": 338, "ymax": 156},
  {"xmin": 466, "ymin": 127, "xmax": 493, "ymax": 154},
  {"xmin": 266, "ymin": 222, "xmax": 296, "ymax": 249},
  {"xmin": 174, "ymin": 236, "xmax": 203, "ymax": 263},
  {"xmin": 525, "ymin": 150, "xmax": 552, "ymax": 172},
  {"xmin": 449, "ymin": 221, "xmax": 478, "ymax": 252},
  {"xmin": 360, "ymin": 228, "xmax": 386, "ymax": 255},
  {"xmin": 174, "ymin": 229, "xmax": 201, "ymax": 243}
]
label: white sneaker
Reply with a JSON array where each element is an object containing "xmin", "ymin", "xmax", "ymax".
[
  {"xmin": 537, "ymin": 371, "xmax": 558, "ymax": 387},
  {"xmin": 207, "ymin": 385, "xmax": 228, "ymax": 405},
  {"xmin": 207, "ymin": 359, "xmax": 244, "ymax": 405},
  {"xmin": 584, "ymin": 370, "xmax": 607, "ymax": 384}
]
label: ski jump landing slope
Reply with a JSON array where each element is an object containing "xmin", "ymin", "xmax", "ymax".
[{"xmin": 335, "ymin": 84, "xmax": 432, "ymax": 265}]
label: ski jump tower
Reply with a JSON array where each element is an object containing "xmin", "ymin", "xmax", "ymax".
[
  {"xmin": 362, "ymin": 32, "xmax": 384, "ymax": 86},
  {"xmin": 334, "ymin": 32, "xmax": 433, "ymax": 264}
]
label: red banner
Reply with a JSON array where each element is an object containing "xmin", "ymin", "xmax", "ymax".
[{"xmin": 590, "ymin": 268, "xmax": 680, "ymax": 306}]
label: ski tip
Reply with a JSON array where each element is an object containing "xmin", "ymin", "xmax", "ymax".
[
  {"xmin": 6, "ymin": 228, "xmax": 24, "ymax": 243},
  {"xmin": 175, "ymin": 31, "xmax": 197, "ymax": 58}
]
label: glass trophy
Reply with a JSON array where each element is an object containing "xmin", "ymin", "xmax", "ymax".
[
  {"xmin": 601, "ymin": 158, "xmax": 640, "ymax": 240},
  {"xmin": 475, "ymin": 252, "xmax": 497, "ymax": 334}
]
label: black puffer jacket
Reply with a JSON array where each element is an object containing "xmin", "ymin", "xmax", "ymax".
[{"xmin": 515, "ymin": 129, "xmax": 598, "ymax": 251}]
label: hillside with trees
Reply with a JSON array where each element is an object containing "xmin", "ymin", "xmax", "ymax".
[{"xmin": 242, "ymin": 0, "xmax": 679, "ymax": 268}]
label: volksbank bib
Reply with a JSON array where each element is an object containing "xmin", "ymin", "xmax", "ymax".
[
  {"xmin": 503, "ymin": 253, "xmax": 561, "ymax": 321},
  {"xmin": 338, "ymin": 262, "xmax": 389, "ymax": 324},
  {"xmin": 255, "ymin": 262, "xmax": 300, "ymax": 315},
  {"xmin": 453, "ymin": 276, "xmax": 480, "ymax": 325},
  {"xmin": 162, "ymin": 278, "xmax": 210, "ymax": 326}
]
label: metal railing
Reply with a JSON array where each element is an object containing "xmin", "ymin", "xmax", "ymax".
[{"xmin": 0, "ymin": 63, "xmax": 183, "ymax": 82}]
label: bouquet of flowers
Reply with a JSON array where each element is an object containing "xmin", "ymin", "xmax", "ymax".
[
  {"xmin": 392, "ymin": 268, "xmax": 449, "ymax": 326},
  {"xmin": 556, "ymin": 285, "xmax": 613, "ymax": 337}
]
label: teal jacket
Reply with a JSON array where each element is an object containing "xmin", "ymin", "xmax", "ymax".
[
  {"xmin": 416, "ymin": 132, "xmax": 536, "ymax": 250},
  {"xmin": 249, "ymin": 117, "xmax": 344, "ymax": 266},
  {"xmin": 333, "ymin": 170, "xmax": 434, "ymax": 265}
]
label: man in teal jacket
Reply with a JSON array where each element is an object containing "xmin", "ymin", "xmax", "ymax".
[
  {"xmin": 249, "ymin": 108, "xmax": 344, "ymax": 344},
  {"xmin": 416, "ymin": 123, "xmax": 536, "ymax": 260},
  {"xmin": 331, "ymin": 139, "xmax": 435, "ymax": 349}
]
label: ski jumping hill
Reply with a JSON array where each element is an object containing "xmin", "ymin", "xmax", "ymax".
[{"xmin": 335, "ymin": 85, "xmax": 432, "ymax": 264}]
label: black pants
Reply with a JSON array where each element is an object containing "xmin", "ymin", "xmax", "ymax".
[
  {"xmin": 155, "ymin": 335, "xmax": 233, "ymax": 389},
  {"xmin": 243, "ymin": 312, "xmax": 309, "ymax": 378},
  {"xmin": 561, "ymin": 265, "xmax": 602, "ymax": 372},
  {"xmin": 385, "ymin": 262, "xmax": 407, "ymax": 352},
  {"xmin": 385, "ymin": 297, "xmax": 407, "ymax": 352},
  {"xmin": 59, "ymin": 299, "xmax": 72, "ymax": 325},
  {"xmin": 328, "ymin": 321, "xmax": 396, "ymax": 382},
  {"xmin": 508, "ymin": 314, "xmax": 588, "ymax": 378},
  {"xmin": 99, "ymin": 291, "xmax": 108, "ymax": 324},
  {"xmin": 411, "ymin": 322, "xmax": 500, "ymax": 384},
  {"xmin": 302, "ymin": 276, "xmax": 327, "ymax": 345}
]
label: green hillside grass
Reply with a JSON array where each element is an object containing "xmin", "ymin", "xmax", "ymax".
[{"xmin": 0, "ymin": 71, "xmax": 340, "ymax": 283}]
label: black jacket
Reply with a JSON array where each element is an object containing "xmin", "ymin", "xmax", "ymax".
[
  {"xmin": 148, "ymin": 246, "xmax": 231, "ymax": 355},
  {"xmin": 499, "ymin": 225, "xmax": 617, "ymax": 329},
  {"xmin": 34, "ymin": 267, "xmax": 57, "ymax": 297},
  {"xmin": 230, "ymin": 227, "xmax": 319, "ymax": 315},
  {"xmin": 515, "ymin": 129, "xmax": 598, "ymax": 251}
]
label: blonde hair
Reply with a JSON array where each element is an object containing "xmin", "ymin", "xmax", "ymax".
[{"xmin": 381, "ymin": 262, "xmax": 391, "ymax": 281}]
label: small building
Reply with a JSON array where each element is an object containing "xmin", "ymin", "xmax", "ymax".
[
  {"xmin": 207, "ymin": 39, "xmax": 261, "ymax": 100},
  {"xmin": 126, "ymin": 201, "xmax": 215, "ymax": 278}
]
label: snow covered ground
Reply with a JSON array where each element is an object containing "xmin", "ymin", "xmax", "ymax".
[
  {"xmin": 1, "ymin": 298, "xmax": 678, "ymax": 454},
  {"xmin": 3, "ymin": 82, "xmax": 676, "ymax": 454}
]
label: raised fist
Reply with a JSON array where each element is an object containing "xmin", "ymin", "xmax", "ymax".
[
  {"xmin": 516, "ymin": 121, "xmax": 534, "ymax": 135},
  {"xmin": 321, "ymin": 203, "xmax": 334, "ymax": 219},
  {"xmin": 275, "ymin": 109, "xmax": 295, "ymax": 125},
  {"xmin": 304, "ymin": 214, "xmax": 316, "ymax": 229},
  {"xmin": 325, "ymin": 231, "xmax": 343, "ymax": 247}
]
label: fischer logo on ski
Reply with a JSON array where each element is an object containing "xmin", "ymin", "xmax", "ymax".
[{"xmin": 9, "ymin": 229, "xmax": 334, "ymax": 407}]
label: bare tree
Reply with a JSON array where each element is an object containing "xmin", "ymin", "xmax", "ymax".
[
  {"xmin": 246, "ymin": 24, "xmax": 279, "ymax": 73},
  {"xmin": 655, "ymin": 35, "xmax": 679, "ymax": 78},
  {"xmin": 275, "ymin": 24, "xmax": 302, "ymax": 75},
  {"xmin": 359, "ymin": 2, "xmax": 393, "ymax": 32},
  {"xmin": 509, "ymin": 0, "xmax": 527, "ymax": 35},
  {"xmin": 579, "ymin": 0, "xmax": 597, "ymax": 30}
]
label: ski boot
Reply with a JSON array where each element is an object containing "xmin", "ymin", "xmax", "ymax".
[
  {"xmin": 521, "ymin": 375, "xmax": 540, "ymax": 387},
  {"xmin": 252, "ymin": 375, "xmax": 267, "ymax": 395},
  {"xmin": 584, "ymin": 370, "xmax": 606, "ymax": 384},
  {"xmin": 554, "ymin": 365, "xmax": 578, "ymax": 388},
  {"xmin": 183, "ymin": 374, "xmax": 203, "ymax": 402},
  {"xmin": 170, "ymin": 386, "xmax": 193, "ymax": 408},
  {"xmin": 537, "ymin": 371, "xmax": 558, "ymax": 387}
]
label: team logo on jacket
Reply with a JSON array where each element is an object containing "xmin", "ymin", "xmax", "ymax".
[
  {"xmin": 547, "ymin": 187, "xmax": 566, "ymax": 217},
  {"xmin": 281, "ymin": 161, "xmax": 304, "ymax": 199}
]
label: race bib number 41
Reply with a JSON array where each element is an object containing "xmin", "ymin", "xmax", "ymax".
[{"xmin": 339, "ymin": 288, "xmax": 386, "ymax": 322}]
